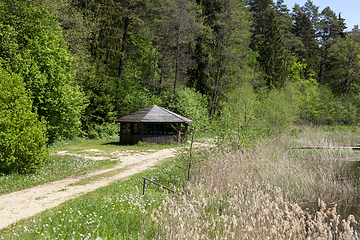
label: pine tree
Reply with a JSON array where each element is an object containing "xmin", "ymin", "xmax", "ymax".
[
  {"xmin": 318, "ymin": 6, "xmax": 347, "ymax": 82},
  {"xmin": 190, "ymin": 0, "xmax": 253, "ymax": 117},
  {"xmin": 250, "ymin": 0, "xmax": 287, "ymax": 88},
  {"xmin": 292, "ymin": 7, "xmax": 319, "ymax": 78}
]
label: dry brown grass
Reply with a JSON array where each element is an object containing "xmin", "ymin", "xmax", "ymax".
[{"xmin": 146, "ymin": 128, "xmax": 360, "ymax": 239}]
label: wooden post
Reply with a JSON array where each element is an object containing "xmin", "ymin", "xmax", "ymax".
[
  {"xmin": 177, "ymin": 123, "xmax": 181, "ymax": 143},
  {"xmin": 131, "ymin": 123, "xmax": 134, "ymax": 134},
  {"xmin": 184, "ymin": 123, "xmax": 188, "ymax": 142},
  {"xmin": 119, "ymin": 123, "xmax": 123, "ymax": 142},
  {"xmin": 141, "ymin": 123, "xmax": 144, "ymax": 142},
  {"xmin": 143, "ymin": 178, "xmax": 146, "ymax": 195},
  {"xmin": 162, "ymin": 124, "xmax": 165, "ymax": 134}
]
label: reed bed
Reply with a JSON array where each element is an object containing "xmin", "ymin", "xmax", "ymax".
[{"xmin": 148, "ymin": 128, "xmax": 360, "ymax": 239}]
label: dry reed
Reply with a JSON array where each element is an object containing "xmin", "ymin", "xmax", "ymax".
[{"xmin": 147, "ymin": 129, "xmax": 360, "ymax": 239}]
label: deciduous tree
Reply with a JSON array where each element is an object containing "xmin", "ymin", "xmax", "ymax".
[{"xmin": 0, "ymin": 0, "xmax": 85, "ymax": 142}]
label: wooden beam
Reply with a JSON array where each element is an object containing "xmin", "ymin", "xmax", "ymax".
[
  {"xmin": 131, "ymin": 123, "xmax": 134, "ymax": 134},
  {"xmin": 119, "ymin": 123, "xmax": 123, "ymax": 142},
  {"xmin": 141, "ymin": 123, "xmax": 144, "ymax": 142},
  {"xmin": 290, "ymin": 147, "xmax": 360, "ymax": 150},
  {"xmin": 177, "ymin": 123, "xmax": 181, "ymax": 143},
  {"xmin": 184, "ymin": 123, "xmax": 188, "ymax": 142}
]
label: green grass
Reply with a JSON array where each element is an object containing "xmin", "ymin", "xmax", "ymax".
[
  {"xmin": 0, "ymin": 155, "xmax": 117, "ymax": 196},
  {"xmin": 0, "ymin": 157, "xmax": 184, "ymax": 239},
  {"xmin": 68, "ymin": 168, "xmax": 128, "ymax": 186},
  {"xmin": 0, "ymin": 135, "xmax": 186, "ymax": 196}
]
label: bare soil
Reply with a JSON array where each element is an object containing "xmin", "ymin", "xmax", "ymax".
[{"xmin": 0, "ymin": 147, "xmax": 178, "ymax": 230}]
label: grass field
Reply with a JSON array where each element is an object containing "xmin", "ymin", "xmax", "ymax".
[{"xmin": 0, "ymin": 136, "xmax": 184, "ymax": 196}]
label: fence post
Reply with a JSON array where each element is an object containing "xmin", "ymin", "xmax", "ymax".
[{"xmin": 143, "ymin": 178, "xmax": 146, "ymax": 195}]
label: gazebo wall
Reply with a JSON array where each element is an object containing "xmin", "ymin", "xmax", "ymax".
[{"xmin": 120, "ymin": 134, "xmax": 179, "ymax": 144}]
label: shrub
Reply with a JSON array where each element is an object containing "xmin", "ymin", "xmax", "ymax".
[
  {"xmin": 0, "ymin": 63, "xmax": 47, "ymax": 173},
  {"xmin": 256, "ymin": 83, "xmax": 300, "ymax": 135},
  {"xmin": 86, "ymin": 123, "xmax": 119, "ymax": 139},
  {"xmin": 217, "ymin": 82, "xmax": 258, "ymax": 146},
  {"xmin": 162, "ymin": 88, "xmax": 210, "ymax": 135}
]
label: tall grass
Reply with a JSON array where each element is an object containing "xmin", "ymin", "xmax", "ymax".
[{"xmin": 148, "ymin": 128, "xmax": 360, "ymax": 239}]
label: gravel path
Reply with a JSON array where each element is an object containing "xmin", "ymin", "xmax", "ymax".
[{"xmin": 0, "ymin": 148, "xmax": 177, "ymax": 230}]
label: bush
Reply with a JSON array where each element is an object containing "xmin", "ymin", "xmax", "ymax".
[
  {"xmin": 217, "ymin": 82, "xmax": 258, "ymax": 145},
  {"xmin": 0, "ymin": 63, "xmax": 47, "ymax": 173},
  {"xmin": 256, "ymin": 83, "xmax": 300, "ymax": 134},
  {"xmin": 85, "ymin": 123, "xmax": 119, "ymax": 139},
  {"xmin": 162, "ymin": 88, "xmax": 210, "ymax": 136}
]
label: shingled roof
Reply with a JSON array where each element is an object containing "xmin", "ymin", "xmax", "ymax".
[{"xmin": 115, "ymin": 105, "xmax": 192, "ymax": 124}]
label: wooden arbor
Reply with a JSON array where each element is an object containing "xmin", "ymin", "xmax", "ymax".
[{"xmin": 115, "ymin": 105, "xmax": 192, "ymax": 144}]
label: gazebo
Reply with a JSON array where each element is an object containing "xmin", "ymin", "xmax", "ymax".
[{"xmin": 115, "ymin": 105, "xmax": 192, "ymax": 144}]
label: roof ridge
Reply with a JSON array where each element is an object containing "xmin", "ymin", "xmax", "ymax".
[
  {"xmin": 141, "ymin": 105, "xmax": 155, "ymax": 121},
  {"xmin": 157, "ymin": 105, "xmax": 187, "ymax": 122}
]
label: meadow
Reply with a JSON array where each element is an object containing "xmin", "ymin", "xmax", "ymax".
[{"xmin": 1, "ymin": 126, "xmax": 360, "ymax": 239}]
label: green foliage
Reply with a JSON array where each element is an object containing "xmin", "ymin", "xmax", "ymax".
[
  {"xmin": 215, "ymin": 81, "xmax": 301, "ymax": 145},
  {"xmin": 0, "ymin": 63, "xmax": 47, "ymax": 173},
  {"xmin": 257, "ymin": 83, "xmax": 300, "ymax": 134},
  {"xmin": 85, "ymin": 123, "xmax": 119, "ymax": 140},
  {"xmin": 162, "ymin": 88, "xmax": 210, "ymax": 135},
  {"xmin": 190, "ymin": 0, "xmax": 254, "ymax": 117},
  {"xmin": 117, "ymin": 87, "xmax": 162, "ymax": 118},
  {"xmin": 0, "ymin": 0, "xmax": 85, "ymax": 142},
  {"xmin": 218, "ymin": 82, "xmax": 258, "ymax": 145},
  {"xmin": 326, "ymin": 36, "xmax": 360, "ymax": 95},
  {"xmin": 250, "ymin": 1, "xmax": 287, "ymax": 89},
  {"xmin": 297, "ymin": 83, "xmax": 360, "ymax": 125},
  {"xmin": 291, "ymin": 6, "xmax": 319, "ymax": 79}
]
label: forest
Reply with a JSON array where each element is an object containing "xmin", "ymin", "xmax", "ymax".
[{"xmin": 1, "ymin": 0, "xmax": 360, "ymax": 173}]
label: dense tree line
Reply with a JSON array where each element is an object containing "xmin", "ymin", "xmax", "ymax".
[{"xmin": 1, "ymin": 0, "xmax": 360, "ymax": 172}]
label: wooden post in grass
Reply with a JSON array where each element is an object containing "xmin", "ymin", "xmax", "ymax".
[{"xmin": 143, "ymin": 178, "xmax": 146, "ymax": 195}]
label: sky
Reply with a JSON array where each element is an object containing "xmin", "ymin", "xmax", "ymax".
[{"xmin": 283, "ymin": 0, "xmax": 360, "ymax": 31}]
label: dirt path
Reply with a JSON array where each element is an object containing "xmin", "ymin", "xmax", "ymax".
[{"xmin": 0, "ymin": 148, "xmax": 178, "ymax": 230}]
